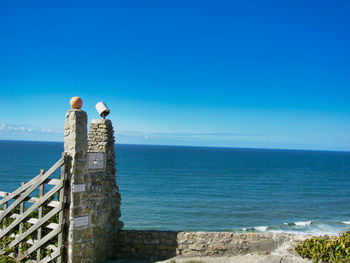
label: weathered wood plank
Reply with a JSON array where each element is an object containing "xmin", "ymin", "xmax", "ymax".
[
  {"xmin": 10, "ymin": 213, "xmax": 20, "ymax": 219},
  {"xmin": 44, "ymin": 179, "xmax": 61, "ymax": 185},
  {"xmin": 9, "ymin": 204, "xmax": 62, "ymax": 248},
  {"xmin": 28, "ymin": 198, "xmax": 60, "ymax": 208},
  {"xmin": 37, "ymin": 170, "xmax": 45, "ymax": 262},
  {"xmin": 26, "ymin": 239, "xmax": 35, "ymax": 245},
  {"xmin": 0, "ymin": 154, "xmax": 66, "ymax": 262},
  {"xmin": 46, "ymin": 245, "xmax": 57, "ymax": 251},
  {"xmin": 19, "ymin": 182, "xmax": 25, "ymax": 255},
  {"xmin": 0, "ymin": 174, "xmax": 41, "ymax": 205},
  {"xmin": 9, "ymin": 205, "xmax": 62, "ymax": 248},
  {"xmin": 46, "ymin": 200, "xmax": 60, "ymax": 208},
  {"xmin": 0, "ymin": 251, "xmax": 15, "ymax": 259},
  {"xmin": 46, "ymin": 223, "xmax": 59, "ymax": 230},
  {"xmin": 0, "ymin": 194, "xmax": 60, "ymax": 208},
  {"xmin": 0, "ymin": 191, "xmax": 9, "ymax": 198},
  {"xmin": 26, "ymin": 218, "xmax": 37, "ymax": 224},
  {"xmin": 1, "ymin": 192, "xmax": 8, "ymax": 232},
  {"xmin": 0, "ymin": 156, "xmax": 63, "ymax": 206},
  {"xmin": 27, "ymin": 218, "xmax": 58, "ymax": 230},
  {"xmin": 0, "ymin": 181, "xmax": 63, "ymax": 239},
  {"xmin": 39, "ymin": 248, "xmax": 60, "ymax": 263},
  {"xmin": 57, "ymin": 154, "xmax": 66, "ymax": 263},
  {"xmin": 15, "ymin": 226, "xmax": 61, "ymax": 262},
  {"xmin": 0, "ymin": 157, "xmax": 64, "ymax": 220}
]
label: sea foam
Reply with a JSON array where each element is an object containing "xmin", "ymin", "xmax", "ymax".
[
  {"xmin": 255, "ymin": 226, "xmax": 268, "ymax": 231},
  {"xmin": 294, "ymin": 221, "xmax": 312, "ymax": 227}
]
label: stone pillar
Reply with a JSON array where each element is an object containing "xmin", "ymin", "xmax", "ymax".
[
  {"xmin": 86, "ymin": 119, "xmax": 122, "ymax": 262},
  {"xmin": 64, "ymin": 109, "xmax": 92, "ymax": 263}
]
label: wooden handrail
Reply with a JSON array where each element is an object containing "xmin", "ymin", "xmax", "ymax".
[
  {"xmin": 0, "ymin": 155, "xmax": 64, "ymax": 206},
  {"xmin": 0, "ymin": 152, "xmax": 67, "ymax": 263},
  {"xmin": 0, "ymin": 181, "xmax": 63, "ymax": 238},
  {"xmin": 0, "ymin": 157, "xmax": 64, "ymax": 221},
  {"xmin": 9, "ymin": 204, "xmax": 62, "ymax": 248}
]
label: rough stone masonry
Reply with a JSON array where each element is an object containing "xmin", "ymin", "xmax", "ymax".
[
  {"xmin": 64, "ymin": 109, "xmax": 89, "ymax": 263},
  {"xmin": 87, "ymin": 119, "xmax": 123, "ymax": 260},
  {"xmin": 115, "ymin": 230, "xmax": 305, "ymax": 259},
  {"xmin": 64, "ymin": 109, "xmax": 122, "ymax": 263}
]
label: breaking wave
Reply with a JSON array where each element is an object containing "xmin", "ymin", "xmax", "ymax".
[{"xmin": 238, "ymin": 220, "xmax": 350, "ymax": 236}]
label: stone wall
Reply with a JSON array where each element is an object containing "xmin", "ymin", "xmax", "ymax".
[
  {"xmin": 64, "ymin": 109, "xmax": 122, "ymax": 263},
  {"xmin": 64, "ymin": 109, "xmax": 91, "ymax": 263},
  {"xmin": 86, "ymin": 119, "xmax": 122, "ymax": 262},
  {"xmin": 116, "ymin": 230, "xmax": 178, "ymax": 259},
  {"xmin": 115, "ymin": 230, "xmax": 301, "ymax": 260}
]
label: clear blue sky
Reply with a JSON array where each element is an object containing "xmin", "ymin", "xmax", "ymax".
[{"xmin": 0, "ymin": 0, "xmax": 349, "ymax": 151}]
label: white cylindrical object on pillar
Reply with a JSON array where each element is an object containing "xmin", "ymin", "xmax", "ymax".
[{"xmin": 95, "ymin": 102, "xmax": 110, "ymax": 119}]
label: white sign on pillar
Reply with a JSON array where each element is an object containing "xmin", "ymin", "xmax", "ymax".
[
  {"xmin": 74, "ymin": 216, "xmax": 89, "ymax": 228},
  {"xmin": 73, "ymin": 184, "xmax": 86, "ymax": 193}
]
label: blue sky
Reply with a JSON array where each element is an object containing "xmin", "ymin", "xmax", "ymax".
[{"xmin": 0, "ymin": 0, "xmax": 349, "ymax": 150}]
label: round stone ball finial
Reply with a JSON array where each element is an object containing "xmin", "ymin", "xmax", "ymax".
[{"xmin": 70, "ymin": 97, "xmax": 83, "ymax": 109}]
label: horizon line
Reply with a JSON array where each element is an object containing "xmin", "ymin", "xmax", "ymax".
[{"xmin": 0, "ymin": 139, "xmax": 349, "ymax": 153}]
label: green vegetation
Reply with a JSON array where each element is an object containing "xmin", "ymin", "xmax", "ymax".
[
  {"xmin": 296, "ymin": 231, "xmax": 350, "ymax": 263},
  {"xmin": 0, "ymin": 196, "xmax": 59, "ymax": 262}
]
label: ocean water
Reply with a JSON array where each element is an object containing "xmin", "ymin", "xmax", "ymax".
[{"xmin": 0, "ymin": 140, "xmax": 350, "ymax": 236}]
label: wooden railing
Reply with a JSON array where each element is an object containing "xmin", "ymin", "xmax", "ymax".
[{"xmin": 0, "ymin": 153, "xmax": 67, "ymax": 263}]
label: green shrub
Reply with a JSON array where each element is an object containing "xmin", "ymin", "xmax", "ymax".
[
  {"xmin": 296, "ymin": 231, "xmax": 350, "ymax": 262},
  {"xmin": 0, "ymin": 196, "xmax": 59, "ymax": 262}
]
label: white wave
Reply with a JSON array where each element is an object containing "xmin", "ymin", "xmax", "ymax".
[
  {"xmin": 295, "ymin": 221, "xmax": 312, "ymax": 227},
  {"xmin": 237, "ymin": 220, "xmax": 346, "ymax": 236},
  {"xmin": 255, "ymin": 226, "xmax": 268, "ymax": 231}
]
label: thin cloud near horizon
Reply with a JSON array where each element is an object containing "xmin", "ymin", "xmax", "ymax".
[
  {"xmin": 0, "ymin": 123, "xmax": 348, "ymax": 152},
  {"xmin": 0, "ymin": 123, "xmax": 62, "ymax": 134},
  {"xmin": 118, "ymin": 130, "xmax": 264, "ymax": 138},
  {"xmin": 0, "ymin": 123, "xmax": 263, "ymax": 138}
]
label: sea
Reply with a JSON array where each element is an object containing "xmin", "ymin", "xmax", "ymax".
[{"xmin": 0, "ymin": 140, "xmax": 350, "ymax": 236}]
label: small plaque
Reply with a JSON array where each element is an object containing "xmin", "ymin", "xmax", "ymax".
[
  {"xmin": 74, "ymin": 216, "xmax": 89, "ymax": 228},
  {"xmin": 73, "ymin": 184, "xmax": 86, "ymax": 193},
  {"xmin": 88, "ymin": 152, "xmax": 105, "ymax": 169}
]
